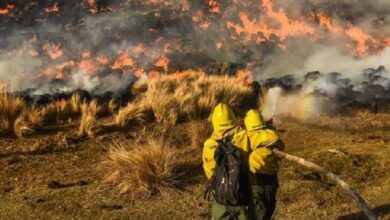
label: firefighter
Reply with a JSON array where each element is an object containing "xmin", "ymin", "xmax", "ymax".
[
  {"xmin": 203, "ymin": 103, "xmax": 252, "ymax": 220},
  {"xmin": 244, "ymin": 109, "xmax": 285, "ymax": 220}
]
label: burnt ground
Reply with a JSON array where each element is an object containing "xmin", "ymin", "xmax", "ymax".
[{"xmin": 0, "ymin": 112, "xmax": 389, "ymax": 220}]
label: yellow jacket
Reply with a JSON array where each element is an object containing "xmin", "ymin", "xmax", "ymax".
[
  {"xmin": 202, "ymin": 126, "xmax": 251, "ymax": 179},
  {"xmin": 248, "ymin": 129, "xmax": 284, "ymax": 175}
]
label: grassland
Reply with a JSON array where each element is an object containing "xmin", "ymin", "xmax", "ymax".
[{"xmin": 0, "ymin": 73, "xmax": 389, "ymax": 219}]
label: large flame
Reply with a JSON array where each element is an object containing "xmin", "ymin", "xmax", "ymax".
[{"xmin": 0, "ymin": 0, "xmax": 389, "ymax": 92}]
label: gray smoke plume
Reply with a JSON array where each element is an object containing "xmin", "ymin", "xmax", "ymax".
[{"xmin": 0, "ymin": 0, "xmax": 389, "ymax": 96}]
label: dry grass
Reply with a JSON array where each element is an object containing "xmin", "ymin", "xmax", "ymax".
[
  {"xmin": 41, "ymin": 100, "xmax": 73, "ymax": 123},
  {"xmin": 70, "ymin": 93, "xmax": 83, "ymax": 114},
  {"xmin": 78, "ymin": 100, "xmax": 102, "ymax": 137},
  {"xmin": 13, "ymin": 115, "xmax": 34, "ymax": 138},
  {"xmin": 188, "ymin": 120, "xmax": 212, "ymax": 151},
  {"xmin": 136, "ymin": 71, "xmax": 256, "ymax": 126},
  {"xmin": 104, "ymin": 137, "xmax": 184, "ymax": 197},
  {"xmin": 108, "ymin": 99, "xmax": 119, "ymax": 114},
  {"xmin": 0, "ymin": 91, "xmax": 43, "ymax": 137},
  {"xmin": 27, "ymin": 107, "xmax": 44, "ymax": 129},
  {"xmin": 2, "ymin": 73, "xmax": 258, "ymax": 137},
  {"xmin": 0, "ymin": 91, "xmax": 25, "ymax": 136},
  {"xmin": 115, "ymin": 102, "xmax": 152, "ymax": 128},
  {"xmin": 41, "ymin": 93, "xmax": 84, "ymax": 123}
]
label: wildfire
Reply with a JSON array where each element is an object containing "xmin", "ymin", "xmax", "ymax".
[
  {"xmin": 1, "ymin": 0, "xmax": 390, "ymax": 93},
  {"xmin": 228, "ymin": 0, "xmax": 315, "ymax": 46},
  {"xmin": 0, "ymin": 4, "xmax": 15, "ymax": 15},
  {"xmin": 55, "ymin": 71, "xmax": 68, "ymax": 79},
  {"xmin": 208, "ymin": 0, "xmax": 220, "ymax": 13},
  {"xmin": 226, "ymin": 0, "xmax": 390, "ymax": 56},
  {"xmin": 30, "ymin": 50, "xmax": 39, "ymax": 57},
  {"xmin": 154, "ymin": 56, "xmax": 170, "ymax": 72},
  {"xmin": 96, "ymin": 55, "xmax": 109, "ymax": 65},
  {"xmin": 112, "ymin": 51, "xmax": 134, "ymax": 70},
  {"xmin": 43, "ymin": 43, "xmax": 63, "ymax": 60},
  {"xmin": 87, "ymin": 0, "xmax": 98, "ymax": 14},
  {"xmin": 44, "ymin": 3, "xmax": 60, "ymax": 13},
  {"xmin": 79, "ymin": 59, "xmax": 98, "ymax": 75},
  {"xmin": 316, "ymin": 12, "xmax": 341, "ymax": 32},
  {"xmin": 133, "ymin": 44, "xmax": 147, "ymax": 55},
  {"xmin": 345, "ymin": 27, "xmax": 376, "ymax": 55},
  {"xmin": 82, "ymin": 51, "xmax": 91, "ymax": 58},
  {"xmin": 111, "ymin": 51, "xmax": 144, "ymax": 77}
]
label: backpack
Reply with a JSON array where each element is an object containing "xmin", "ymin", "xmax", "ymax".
[{"xmin": 204, "ymin": 135, "xmax": 250, "ymax": 206}]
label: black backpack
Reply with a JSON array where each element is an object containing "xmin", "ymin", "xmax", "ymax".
[{"xmin": 204, "ymin": 135, "xmax": 250, "ymax": 206}]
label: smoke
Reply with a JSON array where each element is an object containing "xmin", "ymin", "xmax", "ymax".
[
  {"xmin": 261, "ymin": 86, "xmax": 328, "ymax": 120},
  {"xmin": 258, "ymin": 46, "xmax": 390, "ymax": 81},
  {"xmin": 0, "ymin": 0, "xmax": 389, "ymax": 95}
]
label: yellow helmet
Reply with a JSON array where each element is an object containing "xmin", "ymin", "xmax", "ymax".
[
  {"xmin": 244, "ymin": 109, "xmax": 266, "ymax": 131},
  {"xmin": 211, "ymin": 103, "xmax": 237, "ymax": 131}
]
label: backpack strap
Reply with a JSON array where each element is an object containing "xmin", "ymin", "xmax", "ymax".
[{"xmin": 203, "ymin": 177, "xmax": 214, "ymax": 201}]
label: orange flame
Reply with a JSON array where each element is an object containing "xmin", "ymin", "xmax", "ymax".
[
  {"xmin": 111, "ymin": 51, "xmax": 144, "ymax": 77},
  {"xmin": 96, "ymin": 55, "xmax": 109, "ymax": 65},
  {"xmin": 228, "ymin": 0, "xmax": 315, "ymax": 46},
  {"xmin": 79, "ymin": 59, "xmax": 98, "ymax": 75},
  {"xmin": 154, "ymin": 55, "xmax": 170, "ymax": 72},
  {"xmin": 112, "ymin": 51, "xmax": 134, "ymax": 70},
  {"xmin": 317, "ymin": 12, "xmax": 341, "ymax": 32},
  {"xmin": 134, "ymin": 44, "xmax": 147, "ymax": 55},
  {"xmin": 43, "ymin": 43, "xmax": 63, "ymax": 60},
  {"xmin": 237, "ymin": 69, "xmax": 253, "ymax": 84},
  {"xmin": 55, "ymin": 71, "xmax": 68, "ymax": 79},
  {"xmin": 0, "ymin": 4, "xmax": 15, "ymax": 15},
  {"xmin": 227, "ymin": 0, "xmax": 389, "ymax": 55},
  {"xmin": 56, "ymin": 60, "xmax": 76, "ymax": 69},
  {"xmin": 87, "ymin": 0, "xmax": 98, "ymax": 14},
  {"xmin": 44, "ymin": 3, "xmax": 60, "ymax": 13},
  {"xmin": 345, "ymin": 27, "xmax": 375, "ymax": 55},
  {"xmin": 82, "ymin": 51, "xmax": 91, "ymax": 58},
  {"xmin": 30, "ymin": 50, "xmax": 39, "ymax": 56},
  {"xmin": 208, "ymin": 0, "xmax": 220, "ymax": 13}
]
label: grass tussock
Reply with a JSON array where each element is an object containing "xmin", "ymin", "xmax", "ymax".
[
  {"xmin": 41, "ymin": 94, "xmax": 84, "ymax": 123},
  {"xmin": 115, "ymin": 102, "xmax": 152, "ymax": 128},
  {"xmin": 104, "ymin": 138, "xmax": 184, "ymax": 197},
  {"xmin": 108, "ymin": 99, "xmax": 119, "ymax": 114},
  {"xmin": 132, "ymin": 70, "xmax": 256, "ymax": 126},
  {"xmin": 0, "ymin": 91, "xmax": 43, "ymax": 137},
  {"xmin": 13, "ymin": 115, "xmax": 34, "ymax": 138},
  {"xmin": 78, "ymin": 100, "xmax": 102, "ymax": 137},
  {"xmin": 188, "ymin": 120, "xmax": 212, "ymax": 151},
  {"xmin": 0, "ymin": 91, "xmax": 25, "ymax": 135}
]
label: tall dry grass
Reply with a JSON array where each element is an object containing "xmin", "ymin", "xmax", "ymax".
[
  {"xmin": 41, "ymin": 93, "xmax": 84, "ymax": 123},
  {"xmin": 115, "ymin": 102, "xmax": 152, "ymax": 128},
  {"xmin": 188, "ymin": 120, "xmax": 212, "ymax": 151},
  {"xmin": 128, "ymin": 71, "xmax": 256, "ymax": 126},
  {"xmin": 0, "ymin": 91, "xmax": 25, "ymax": 136},
  {"xmin": 104, "ymin": 138, "xmax": 184, "ymax": 197},
  {"xmin": 78, "ymin": 100, "xmax": 102, "ymax": 137},
  {"xmin": 0, "ymin": 91, "xmax": 43, "ymax": 137}
]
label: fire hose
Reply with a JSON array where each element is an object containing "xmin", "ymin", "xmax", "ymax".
[{"xmin": 273, "ymin": 149, "xmax": 377, "ymax": 220}]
